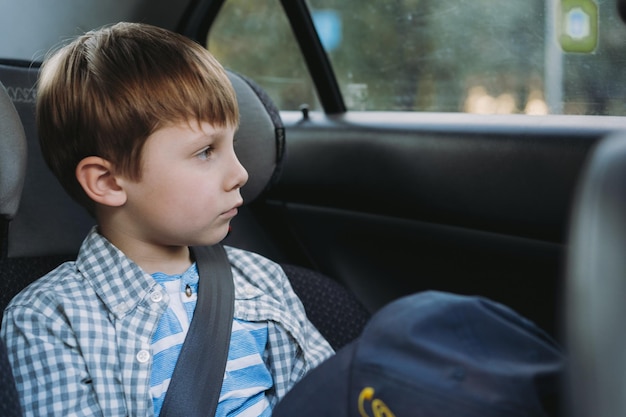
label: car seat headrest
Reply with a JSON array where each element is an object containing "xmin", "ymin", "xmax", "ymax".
[
  {"xmin": 228, "ymin": 71, "xmax": 285, "ymax": 204},
  {"xmin": 0, "ymin": 80, "xmax": 27, "ymax": 223}
]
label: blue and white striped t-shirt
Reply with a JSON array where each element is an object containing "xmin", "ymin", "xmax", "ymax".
[{"xmin": 150, "ymin": 263, "xmax": 272, "ymax": 417}]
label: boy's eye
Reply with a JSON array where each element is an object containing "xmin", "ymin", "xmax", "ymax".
[{"xmin": 196, "ymin": 146, "xmax": 213, "ymax": 160}]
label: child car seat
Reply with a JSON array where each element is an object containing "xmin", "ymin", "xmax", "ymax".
[{"xmin": 0, "ymin": 60, "xmax": 369, "ymax": 350}]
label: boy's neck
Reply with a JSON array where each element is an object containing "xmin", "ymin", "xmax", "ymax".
[
  {"xmin": 97, "ymin": 225, "xmax": 193, "ymax": 275},
  {"xmin": 128, "ymin": 247, "xmax": 193, "ymax": 275}
]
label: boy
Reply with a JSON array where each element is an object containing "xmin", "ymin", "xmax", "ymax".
[{"xmin": 1, "ymin": 22, "xmax": 333, "ymax": 416}]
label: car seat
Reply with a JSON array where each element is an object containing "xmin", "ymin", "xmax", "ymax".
[
  {"xmin": 0, "ymin": 336, "xmax": 21, "ymax": 417},
  {"xmin": 0, "ymin": 60, "xmax": 369, "ymax": 350},
  {"xmin": 565, "ymin": 130, "xmax": 626, "ymax": 417},
  {"xmin": 0, "ymin": 79, "xmax": 25, "ymax": 417}
]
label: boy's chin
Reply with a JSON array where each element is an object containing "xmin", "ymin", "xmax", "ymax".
[{"xmin": 196, "ymin": 225, "xmax": 231, "ymax": 247}]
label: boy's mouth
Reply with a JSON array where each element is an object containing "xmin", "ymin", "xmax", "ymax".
[{"xmin": 221, "ymin": 201, "xmax": 243, "ymax": 218}]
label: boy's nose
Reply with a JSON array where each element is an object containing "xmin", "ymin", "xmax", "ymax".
[{"xmin": 230, "ymin": 153, "xmax": 249, "ymax": 191}]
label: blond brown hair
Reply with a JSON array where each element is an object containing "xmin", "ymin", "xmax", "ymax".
[{"xmin": 37, "ymin": 22, "xmax": 239, "ymax": 213}]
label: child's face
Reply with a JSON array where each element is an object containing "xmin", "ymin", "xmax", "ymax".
[{"xmin": 119, "ymin": 120, "xmax": 248, "ymax": 248}]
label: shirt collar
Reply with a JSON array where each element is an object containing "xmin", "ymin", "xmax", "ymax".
[{"xmin": 75, "ymin": 226, "xmax": 158, "ymax": 318}]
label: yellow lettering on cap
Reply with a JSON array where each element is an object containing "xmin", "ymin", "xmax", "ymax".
[{"xmin": 358, "ymin": 387, "xmax": 396, "ymax": 417}]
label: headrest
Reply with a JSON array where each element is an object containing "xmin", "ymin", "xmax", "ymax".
[
  {"xmin": 0, "ymin": 80, "xmax": 27, "ymax": 222},
  {"xmin": 228, "ymin": 71, "xmax": 285, "ymax": 203},
  {"xmin": 565, "ymin": 131, "xmax": 626, "ymax": 417},
  {"xmin": 0, "ymin": 62, "xmax": 284, "ymax": 257}
]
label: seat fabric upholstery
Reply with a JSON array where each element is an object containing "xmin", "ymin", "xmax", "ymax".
[
  {"xmin": 0, "ymin": 80, "xmax": 26, "ymax": 226},
  {"xmin": 0, "ymin": 80, "xmax": 24, "ymax": 417},
  {"xmin": 0, "ymin": 337, "xmax": 22, "ymax": 417},
  {"xmin": 282, "ymin": 264, "xmax": 370, "ymax": 350}
]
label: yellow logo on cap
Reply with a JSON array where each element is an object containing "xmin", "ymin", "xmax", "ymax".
[{"xmin": 358, "ymin": 387, "xmax": 396, "ymax": 417}]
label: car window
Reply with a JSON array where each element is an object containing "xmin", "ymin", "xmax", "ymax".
[{"xmin": 209, "ymin": 0, "xmax": 626, "ymax": 116}]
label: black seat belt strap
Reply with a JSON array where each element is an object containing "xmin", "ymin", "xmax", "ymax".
[{"xmin": 159, "ymin": 244, "xmax": 235, "ymax": 417}]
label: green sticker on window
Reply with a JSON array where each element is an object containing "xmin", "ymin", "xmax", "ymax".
[{"xmin": 559, "ymin": 0, "xmax": 598, "ymax": 53}]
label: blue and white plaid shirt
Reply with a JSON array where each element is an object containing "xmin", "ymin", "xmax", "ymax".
[{"xmin": 1, "ymin": 227, "xmax": 333, "ymax": 417}]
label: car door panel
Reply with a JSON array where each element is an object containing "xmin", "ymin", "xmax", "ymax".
[{"xmin": 255, "ymin": 111, "xmax": 624, "ymax": 336}]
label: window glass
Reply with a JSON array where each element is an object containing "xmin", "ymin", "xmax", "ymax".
[
  {"xmin": 210, "ymin": 0, "xmax": 626, "ymax": 116},
  {"xmin": 309, "ymin": 0, "xmax": 626, "ymax": 115},
  {"xmin": 208, "ymin": 0, "xmax": 319, "ymax": 111}
]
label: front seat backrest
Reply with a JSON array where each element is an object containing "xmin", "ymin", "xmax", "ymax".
[{"xmin": 565, "ymin": 130, "xmax": 626, "ymax": 417}]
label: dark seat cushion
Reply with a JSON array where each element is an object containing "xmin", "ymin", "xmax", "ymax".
[
  {"xmin": 0, "ymin": 337, "xmax": 22, "ymax": 417},
  {"xmin": 282, "ymin": 263, "xmax": 370, "ymax": 350}
]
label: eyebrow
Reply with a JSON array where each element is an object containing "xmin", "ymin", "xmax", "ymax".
[{"xmin": 189, "ymin": 125, "xmax": 234, "ymax": 146}]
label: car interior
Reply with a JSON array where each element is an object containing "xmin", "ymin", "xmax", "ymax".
[{"xmin": 0, "ymin": 0, "xmax": 626, "ymax": 416}]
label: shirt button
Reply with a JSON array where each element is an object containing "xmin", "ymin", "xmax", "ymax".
[
  {"xmin": 136, "ymin": 350, "xmax": 150, "ymax": 363},
  {"xmin": 113, "ymin": 303, "xmax": 127, "ymax": 315},
  {"xmin": 150, "ymin": 290, "xmax": 163, "ymax": 303}
]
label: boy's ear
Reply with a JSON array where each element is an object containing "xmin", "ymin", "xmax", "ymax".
[{"xmin": 75, "ymin": 156, "xmax": 127, "ymax": 207}]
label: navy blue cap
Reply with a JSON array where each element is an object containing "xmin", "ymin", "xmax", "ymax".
[{"xmin": 273, "ymin": 291, "xmax": 564, "ymax": 417}]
